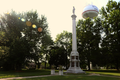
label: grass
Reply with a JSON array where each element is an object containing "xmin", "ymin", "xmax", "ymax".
[
  {"xmin": 16, "ymin": 75, "xmax": 120, "ymax": 80},
  {"xmin": 0, "ymin": 69, "xmax": 51, "ymax": 78},
  {"xmin": 0, "ymin": 69, "xmax": 120, "ymax": 80},
  {"xmin": 85, "ymin": 69, "xmax": 120, "ymax": 76}
]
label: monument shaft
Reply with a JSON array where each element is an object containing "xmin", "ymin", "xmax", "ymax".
[
  {"xmin": 66, "ymin": 7, "xmax": 85, "ymax": 73},
  {"xmin": 72, "ymin": 15, "xmax": 77, "ymax": 51}
]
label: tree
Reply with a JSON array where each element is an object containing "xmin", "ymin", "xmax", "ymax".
[
  {"xmin": 76, "ymin": 17, "xmax": 102, "ymax": 70},
  {"xmin": 0, "ymin": 11, "xmax": 29, "ymax": 70},
  {"xmin": 22, "ymin": 11, "xmax": 53, "ymax": 69},
  {"xmin": 49, "ymin": 45, "xmax": 66, "ymax": 68},
  {"xmin": 55, "ymin": 31, "xmax": 72, "ymax": 69},
  {"xmin": 40, "ymin": 34, "xmax": 53, "ymax": 69},
  {"xmin": 100, "ymin": 0, "xmax": 120, "ymax": 70},
  {"xmin": 6, "ymin": 37, "xmax": 30, "ymax": 70},
  {"xmin": 0, "ymin": 10, "xmax": 53, "ymax": 70}
]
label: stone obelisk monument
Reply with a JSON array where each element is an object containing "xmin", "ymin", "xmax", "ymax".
[{"xmin": 66, "ymin": 7, "xmax": 85, "ymax": 73}]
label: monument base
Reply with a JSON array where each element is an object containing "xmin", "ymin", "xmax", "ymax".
[{"xmin": 65, "ymin": 67, "xmax": 85, "ymax": 74}]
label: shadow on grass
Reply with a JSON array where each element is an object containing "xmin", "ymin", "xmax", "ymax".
[
  {"xmin": 16, "ymin": 75, "xmax": 120, "ymax": 80},
  {"xmin": 0, "ymin": 69, "xmax": 120, "ymax": 79},
  {"xmin": 0, "ymin": 69, "xmax": 50, "ymax": 78},
  {"xmin": 84, "ymin": 69, "xmax": 120, "ymax": 77},
  {"xmin": 84, "ymin": 69, "xmax": 120, "ymax": 73}
]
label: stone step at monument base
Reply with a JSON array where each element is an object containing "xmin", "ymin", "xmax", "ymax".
[{"xmin": 65, "ymin": 69, "xmax": 85, "ymax": 74}]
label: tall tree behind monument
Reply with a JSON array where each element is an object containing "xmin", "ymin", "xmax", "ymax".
[
  {"xmin": 76, "ymin": 17, "xmax": 102, "ymax": 70},
  {"xmin": 100, "ymin": 0, "xmax": 120, "ymax": 70}
]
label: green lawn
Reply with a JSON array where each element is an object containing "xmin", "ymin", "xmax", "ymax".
[
  {"xmin": 16, "ymin": 75, "xmax": 120, "ymax": 80},
  {"xmin": 0, "ymin": 69, "xmax": 51, "ymax": 78},
  {"xmin": 85, "ymin": 70, "xmax": 120, "ymax": 76},
  {"xmin": 0, "ymin": 69, "xmax": 120, "ymax": 80}
]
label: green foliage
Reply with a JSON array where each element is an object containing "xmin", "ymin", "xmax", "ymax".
[
  {"xmin": 100, "ymin": 0, "xmax": 120, "ymax": 70},
  {"xmin": 51, "ymin": 65, "xmax": 55, "ymax": 69},
  {"xmin": 0, "ymin": 10, "xmax": 52, "ymax": 70},
  {"xmin": 1, "ymin": 0, "xmax": 120, "ymax": 71},
  {"xmin": 54, "ymin": 31, "xmax": 72, "ymax": 69},
  {"xmin": 59, "ymin": 65, "xmax": 63, "ymax": 70},
  {"xmin": 49, "ymin": 46, "xmax": 66, "ymax": 68},
  {"xmin": 76, "ymin": 17, "xmax": 102, "ymax": 70},
  {"xmin": 75, "ymin": 0, "xmax": 120, "ymax": 70}
]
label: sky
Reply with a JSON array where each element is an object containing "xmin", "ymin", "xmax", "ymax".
[{"xmin": 0, "ymin": 0, "xmax": 119, "ymax": 41}]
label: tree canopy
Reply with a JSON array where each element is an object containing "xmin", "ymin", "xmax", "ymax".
[
  {"xmin": 0, "ymin": 0, "xmax": 120, "ymax": 71},
  {"xmin": 100, "ymin": 0, "xmax": 120, "ymax": 70},
  {"xmin": 0, "ymin": 11, "xmax": 53, "ymax": 70}
]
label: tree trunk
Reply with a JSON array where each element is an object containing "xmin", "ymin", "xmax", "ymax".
[
  {"xmin": 16, "ymin": 63, "xmax": 22, "ymax": 71},
  {"xmin": 66, "ymin": 51, "xmax": 67, "ymax": 69},
  {"xmin": 88, "ymin": 59, "xmax": 91, "ymax": 70},
  {"xmin": 45, "ymin": 53, "xmax": 47, "ymax": 69},
  {"xmin": 45, "ymin": 62, "xmax": 46, "ymax": 69},
  {"xmin": 116, "ymin": 23, "xmax": 119, "ymax": 71},
  {"xmin": 37, "ymin": 62, "xmax": 41, "ymax": 69},
  {"xmin": 106, "ymin": 65, "xmax": 109, "ymax": 69}
]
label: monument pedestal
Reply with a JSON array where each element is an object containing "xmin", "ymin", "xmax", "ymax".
[
  {"xmin": 66, "ymin": 51, "xmax": 85, "ymax": 73},
  {"xmin": 66, "ymin": 67, "xmax": 85, "ymax": 73}
]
